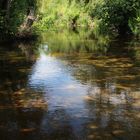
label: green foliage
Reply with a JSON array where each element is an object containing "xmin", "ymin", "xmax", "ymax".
[
  {"xmin": 0, "ymin": 0, "xmax": 37, "ymax": 38},
  {"xmin": 39, "ymin": 29, "xmax": 110, "ymax": 55},
  {"xmin": 33, "ymin": 0, "xmax": 90, "ymax": 31},
  {"xmin": 0, "ymin": 0, "xmax": 140, "ymax": 37},
  {"xmin": 129, "ymin": 10, "xmax": 140, "ymax": 36},
  {"xmin": 8, "ymin": 0, "xmax": 28, "ymax": 34},
  {"xmin": 92, "ymin": 0, "xmax": 140, "ymax": 34},
  {"xmin": 34, "ymin": 0, "xmax": 140, "ymax": 36}
]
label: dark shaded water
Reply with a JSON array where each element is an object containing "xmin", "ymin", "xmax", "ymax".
[{"xmin": 0, "ymin": 31, "xmax": 140, "ymax": 140}]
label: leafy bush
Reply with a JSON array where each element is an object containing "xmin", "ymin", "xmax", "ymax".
[
  {"xmin": 35, "ymin": 0, "xmax": 140, "ymax": 36},
  {"xmin": 92, "ymin": 0, "xmax": 140, "ymax": 34}
]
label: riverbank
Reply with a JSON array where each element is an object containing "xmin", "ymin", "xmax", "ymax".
[{"xmin": 0, "ymin": 33, "xmax": 38, "ymax": 44}]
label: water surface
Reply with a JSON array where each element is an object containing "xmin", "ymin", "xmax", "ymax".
[{"xmin": 0, "ymin": 31, "xmax": 140, "ymax": 140}]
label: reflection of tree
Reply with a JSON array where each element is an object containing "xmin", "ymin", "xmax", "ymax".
[
  {"xmin": 0, "ymin": 108, "xmax": 44, "ymax": 140},
  {"xmin": 37, "ymin": 32, "xmax": 140, "ymax": 139},
  {"xmin": 0, "ymin": 42, "xmax": 32, "ymax": 92},
  {"xmin": 39, "ymin": 30, "xmax": 110, "ymax": 55},
  {"xmin": 49, "ymin": 37, "xmax": 140, "ymax": 139},
  {"xmin": 18, "ymin": 41, "xmax": 38, "ymax": 62},
  {"xmin": 0, "ymin": 41, "xmax": 45, "ymax": 140},
  {"xmin": 0, "ymin": 40, "xmax": 79, "ymax": 140},
  {"xmin": 0, "ymin": 107, "xmax": 77, "ymax": 140},
  {"xmin": 61, "ymin": 36, "xmax": 140, "ymax": 101},
  {"xmin": 1, "ymin": 31, "xmax": 140, "ymax": 140},
  {"xmin": 83, "ymin": 91, "xmax": 140, "ymax": 139},
  {"xmin": 127, "ymin": 38, "xmax": 140, "ymax": 66},
  {"xmin": 40, "ymin": 108, "xmax": 76, "ymax": 140}
]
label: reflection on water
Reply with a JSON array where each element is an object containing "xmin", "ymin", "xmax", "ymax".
[{"xmin": 0, "ymin": 31, "xmax": 140, "ymax": 140}]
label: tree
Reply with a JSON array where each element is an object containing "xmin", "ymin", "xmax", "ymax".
[
  {"xmin": 0, "ymin": 0, "xmax": 37, "ymax": 38},
  {"xmin": 92, "ymin": 0, "xmax": 140, "ymax": 34}
]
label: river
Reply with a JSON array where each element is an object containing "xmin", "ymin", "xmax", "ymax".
[{"xmin": 0, "ymin": 30, "xmax": 140, "ymax": 140}]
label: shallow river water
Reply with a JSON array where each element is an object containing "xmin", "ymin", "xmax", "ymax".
[{"xmin": 0, "ymin": 31, "xmax": 140, "ymax": 140}]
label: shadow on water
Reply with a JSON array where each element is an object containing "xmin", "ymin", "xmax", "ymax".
[{"xmin": 0, "ymin": 30, "xmax": 140, "ymax": 140}]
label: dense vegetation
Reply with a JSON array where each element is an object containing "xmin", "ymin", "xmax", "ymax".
[
  {"xmin": 0, "ymin": 0, "xmax": 140, "ymax": 39},
  {"xmin": 0, "ymin": 0, "xmax": 37, "ymax": 39},
  {"xmin": 34, "ymin": 0, "xmax": 140, "ymax": 36}
]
